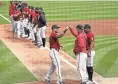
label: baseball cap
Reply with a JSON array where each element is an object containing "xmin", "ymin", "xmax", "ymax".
[
  {"xmin": 84, "ymin": 24, "xmax": 91, "ymax": 29},
  {"xmin": 75, "ymin": 24, "xmax": 83, "ymax": 30},
  {"xmin": 52, "ymin": 25, "xmax": 60, "ymax": 29}
]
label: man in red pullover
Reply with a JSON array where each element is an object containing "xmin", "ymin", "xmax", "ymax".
[
  {"xmin": 68, "ymin": 25, "xmax": 88, "ymax": 84},
  {"xmin": 9, "ymin": 1, "xmax": 15, "ymax": 31}
]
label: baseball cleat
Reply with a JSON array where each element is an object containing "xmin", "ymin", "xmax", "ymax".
[
  {"xmin": 86, "ymin": 80, "xmax": 95, "ymax": 84},
  {"xmin": 39, "ymin": 46, "xmax": 46, "ymax": 49},
  {"xmin": 80, "ymin": 81, "xmax": 86, "ymax": 84},
  {"xmin": 44, "ymin": 76, "xmax": 51, "ymax": 84},
  {"xmin": 32, "ymin": 41, "xmax": 36, "ymax": 43},
  {"xmin": 26, "ymin": 37, "xmax": 32, "ymax": 40},
  {"xmin": 56, "ymin": 81, "xmax": 64, "ymax": 84}
]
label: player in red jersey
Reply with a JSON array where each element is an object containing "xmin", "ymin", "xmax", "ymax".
[
  {"xmin": 13, "ymin": 6, "xmax": 22, "ymax": 38},
  {"xmin": 9, "ymin": 1, "xmax": 15, "ymax": 31},
  {"xmin": 68, "ymin": 25, "xmax": 89, "ymax": 84},
  {"xmin": 84, "ymin": 24, "xmax": 95, "ymax": 84},
  {"xmin": 44, "ymin": 25, "xmax": 68, "ymax": 84}
]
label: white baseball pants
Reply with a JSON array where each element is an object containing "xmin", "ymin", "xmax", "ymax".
[
  {"xmin": 40, "ymin": 26, "xmax": 46, "ymax": 38},
  {"xmin": 30, "ymin": 24, "xmax": 35, "ymax": 41},
  {"xmin": 21, "ymin": 18, "xmax": 28, "ymax": 36},
  {"xmin": 46, "ymin": 48, "xmax": 62, "ymax": 82},
  {"xmin": 87, "ymin": 50, "xmax": 95, "ymax": 67},
  {"xmin": 76, "ymin": 52, "xmax": 88, "ymax": 82},
  {"xmin": 10, "ymin": 15, "xmax": 14, "ymax": 31},
  {"xmin": 14, "ymin": 20, "xmax": 21, "ymax": 38},
  {"xmin": 37, "ymin": 28, "xmax": 43, "ymax": 46}
]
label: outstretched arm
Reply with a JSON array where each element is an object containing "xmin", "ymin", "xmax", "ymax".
[
  {"xmin": 68, "ymin": 25, "xmax": 78, "ymax": 37},
  {"xmin": 56, "ymin": 27, "xmax": 69, "ymax": 38}
]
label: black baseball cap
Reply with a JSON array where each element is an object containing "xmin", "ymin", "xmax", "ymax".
[
  {"xmin": 84, "ymin": 24, "xmax": 91, "ymax": 29},
  {"xmin": 52, "ymin": 25, "xmax": 60, "ymax": 29},
  {"xmin": 76, "ymin": 24, "xmax": 83, "ymax": 30}
]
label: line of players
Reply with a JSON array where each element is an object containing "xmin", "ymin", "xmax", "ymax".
[{"xmin": 9, "ymin": 1, "xmax": 47, "ymax": 48}]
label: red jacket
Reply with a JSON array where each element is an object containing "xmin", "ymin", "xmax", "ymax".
[
  {"xmin": 23, "ymin": 7, "xmax": 28, "ymax": 14},
  {"xmin": 13, "ymin": 9, "xmax": 21, "ymax": 21},
  {"xmin": 9, "ymin": 3, "xmax": 15, "ymax": 16},
  {"xmin": 31, "ymin": 10, "xmax": 36, "ymax": 19},
  {"xmin": 69, "ymin": 28, "xmax": 87, "ymax": 55}
]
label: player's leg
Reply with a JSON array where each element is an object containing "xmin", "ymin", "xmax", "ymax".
[
  {"xmin": 31, "ymin": 24, "xmax": 35, "ymax": 41},
  {"xmin": 41, "ymin": 26, "xmax": 46, "ymax": 47},
  {"xmin": 45, "ymin": 48, "xmax": 62, "ymax": 83},
  {"xmin": 36, "ymin": 28, "xmax": 43, "ymax": 47},
  {"xmin": 76, "ymin": 52, "xmax": 88, "ymax": 83},
  {"xmin": 21, "ymin": 19, "xmax": 26, "ymax": 37},
  {"xmin": 33, "ymin": 25, "xmax": 37, "ymax": 43},
  {"xmin": 16, "ymin": 20, "xmax": 21, "ymax": 39},
  {"xmin": 20, "ymin": 20, "xmax": 24, "ymax": 37},
  {"xmin": 87, "ymin": 50, "xmax": 95, "ymax": 81},
  {"xmin": 54, "ymin": 50, "xmax": 62, "ymax": 83},
  {"xmin": 27, "ymin": 22, "xmax": 32, "ymax": 39},
  {"xmin": 13, "ymin": 21, "xmax": 17, "ymax": 38},
  {"xmin": 26, "ymin": 22, "xmax": 30, "ymax": 38},
  {"xmin": 10, "ymin": 16, "xmax": 14, "ymax": 31},
  {"xmin": 45, "ymin": 49, "xmax": 56, "ymax": 83}
]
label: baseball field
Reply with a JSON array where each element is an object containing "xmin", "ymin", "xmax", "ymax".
[{"xmin": 0, "ymin": 1, "xmax": 118, "ymax": 84}]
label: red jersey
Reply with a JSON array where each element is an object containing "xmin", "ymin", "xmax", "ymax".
[
  {"xmin": 28, "ymin": 9, "xmax": 32, "ymax": 18},
  {"xmin": 73, "ymin": 33, "xmax": 87, "ymax": 54},
  {"xmin": 69, "ymin": 28, "xmax": 87, "ymax": 54},
  {"xmin": 35, "ymin": 13, "xmax": 40, "ymax": 20},
  {"xmin": 49, "ymin": 31, "xmax": 60, "ymax": 51},
  {"xmin": 13, "ymin": 9, "xmax": 21, "ymax": 15},
  {"xmin": 9, "ymin": 3, "xmax": 15, "ymax": 16},
  {"xmin": 31, "ymin": 10, "xmax": 36, "ymax": 19},
  {"xmin": 86, "ymin": 32, "xmax": 94, "ymax": 50},
  {"xmin": 13, "ymin": 9, "xmax": 21, "ymax": 21},
  {"xmin": 23, "ymin": 7, "xmax": 28, "ymax": 14}
]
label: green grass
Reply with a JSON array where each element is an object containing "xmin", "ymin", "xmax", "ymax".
[
  {"xmin": 0, "ymin": 41, "xmax": 37, "ymax": 84},
  {"xmin": 0, "ymin": 1, "xmax": 118, "ymax": 24},
  {"xmin": 95, "ymin": 48, "xmax": 118, "ymax": 77},
  {"xmin": 59, "ymin": 36, "xmax": 118, "ymax": 77}
]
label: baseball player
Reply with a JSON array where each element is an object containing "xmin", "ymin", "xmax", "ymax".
[
  {"xmin": 68, "ymin": 25, "xmax": 88, "ymax": 84},
  {"xmin": 9, "ymin": 1, "xmax": 15, "ymax": 33},
  {"xmin": 84, "ymin": 24, "xmax": 95, "ymax": 84},
  {"xmin": 30, "ymin": 7, "xmax": 37, "ymax": 41},
  {"xmin": 21, "ymin": 3, "xmax": 29, "ymax": 38},
  {"xmin": 44, "ymin": 25, "xmax": 68, "ymax": 84},
  {"xmin": 37, "ymin": 8, "xmax": 47, "ymax": 48},
  {"xmin": 36, "ymin": 8, "xmax": 47, "ymax": 48},
  {"xmin": 26, "ymin": 6, "xmax": 32, "ymax": 40},
  {"xmin": 13, "ymin": 6, "xmax": 22, "ymax": 39},
  {"xmin": 32, "ymin": 7, "xmax": 40, "ymax": 44}
]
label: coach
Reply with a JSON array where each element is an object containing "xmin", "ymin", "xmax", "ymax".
[{"xmin": 37, "ymin": 8, "xmax": 47, "ymax": 48}]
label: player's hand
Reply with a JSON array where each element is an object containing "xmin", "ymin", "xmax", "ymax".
[
  {"xmin": 46, "ymin": 24, "xmax": 48, "ymax": 27},
  {"xmin": 69, "ymin": 25, "xmax": 72, "ymax": 28},
  {"xmin": 87, "ymin": 50, "xmax": 91, "ymax": 57},
  {"xmin": 66, "ymin": 26, "xmax": 70, "ymax": 30}
]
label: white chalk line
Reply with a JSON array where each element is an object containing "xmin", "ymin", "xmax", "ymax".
[
  {"xmin": 0, "ymin": 14, "xmax": 11, "ymax": 23},
  {"xmin": 0, "ymin": 13, "xmax": 99, "ymax": 84}
]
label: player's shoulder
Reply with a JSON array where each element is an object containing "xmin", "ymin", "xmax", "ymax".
[
  {"xmin": 50, "ymin": 32, "xmax": 56, "ymax": 37},
  {"xmin": 87, "ymin": 32, "xmax": 94, "ymax": 36},
  {"xmin": 77, "ymin": 33, "xmax": 83, "ymax": 38}
]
